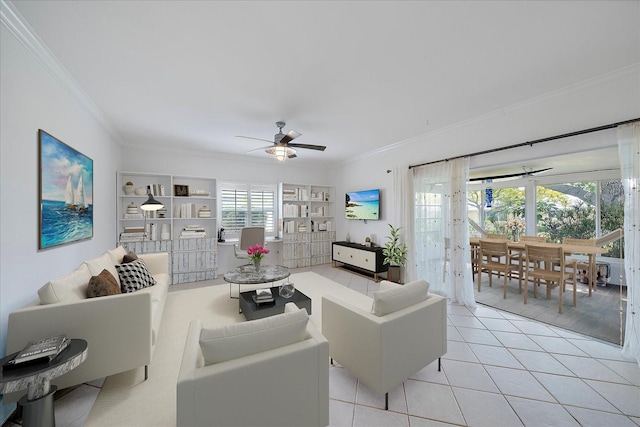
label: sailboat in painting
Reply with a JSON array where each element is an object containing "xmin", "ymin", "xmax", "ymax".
[
  {"xmin": 65, "ymin": 176, "xmax": 77, "ymax": 210},
  {"xmin": 65, "ymin": 173, "xmax": 88, "ymax": 212},
  {"xmin": 76, "ymin": 175, "xmax": 88, "ymax": 211}
]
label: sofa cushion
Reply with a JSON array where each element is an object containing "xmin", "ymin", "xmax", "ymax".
[
  {"xmin": 87, "ymin": 269, "xmax": 121, "ymax": 298},
  {"xmin": 107, "ymin": 246, "xmax": 127, "ymax": 265},
  {"xmin": 122, "ymin": 251, "xmax": 139, "ymax": 263},
  {"xmin": 371, "ymin": 279, "xmax": 430, "ymax": 316},
  {"xmin": 116, "ymin": 259, "xmax": 157, "ymax": 293},
  {"xmin": 38, "ymin": 263, "xmax": 92, "ymax": 304},
  {"xmin": 199, "ymin": 305, "xmax": 309, "ymax": 365},
  {"xmin": 86, "ymin": 252, "xmax": 121, "ymax": 287}
]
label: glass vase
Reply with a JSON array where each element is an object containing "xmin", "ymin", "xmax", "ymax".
[
  {"xmin": 252, "ymin": 258, "xmax": 261, "ymax": 273},
  {"xmin": 279, "ymin": 281, "xmax": 295, "ymax": 298}
]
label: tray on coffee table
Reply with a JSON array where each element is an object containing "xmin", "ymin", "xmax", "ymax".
[{"xmin": 239, "ymin": 286, "xmax": 311, "ymax": 320}]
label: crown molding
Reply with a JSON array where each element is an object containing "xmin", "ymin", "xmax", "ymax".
[{"xmin": 1, "ymin": 0, "xmax": 124, "ymax": 144}]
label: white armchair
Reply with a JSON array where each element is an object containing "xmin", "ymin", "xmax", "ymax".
[
  {"xmin": 177, "ymin": 303, "xmax": 329, "ymax": 427},
  {"xmin": 322, "ymin": 280, "xmax": 447, "ymax": 409}
]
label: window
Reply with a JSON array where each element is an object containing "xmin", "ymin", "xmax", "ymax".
[
  {"xmin": 536, "ymin": 179, "xmax": 624, "ymax": 257},
  {"xmin": 467, "ymin": 186, "xmax": 526, "ymax": 239},
  {"xmin": 219, "ymin": 182, "xmax": 276, "ymax": 238}
]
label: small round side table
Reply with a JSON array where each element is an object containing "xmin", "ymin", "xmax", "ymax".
[{"xmin": 0, "ymin": 338, "xmax": 88, "ymax": 427}]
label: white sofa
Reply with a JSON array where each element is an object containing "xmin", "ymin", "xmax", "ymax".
[
  {"xmin": 177, "ymin": 303, "xmax": 330, "ymax": 427},
  {"xmin": 6, "ymin": 246, "xmax": 169, "ymax": 397},
  {"xmin": 322, "ymin": 279, "xmax": 447, "ymax": 409}
]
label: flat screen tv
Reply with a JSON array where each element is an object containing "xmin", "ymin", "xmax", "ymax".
[{"xmin": 345, "ymin": 189, "xmax": 380, "ymax": 220}]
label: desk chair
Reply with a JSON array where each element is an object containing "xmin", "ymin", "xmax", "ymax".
[{"xmin": 234, "ymin": 227, "xmax": 266, "ymax": 259}]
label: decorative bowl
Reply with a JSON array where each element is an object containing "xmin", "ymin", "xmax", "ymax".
[{"xmin": 135, "ymin": 188, "xmax": 147, "ymax": 195}]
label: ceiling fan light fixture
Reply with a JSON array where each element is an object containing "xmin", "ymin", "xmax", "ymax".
[{"xmin": 266, "ymin": 145, "xmax": 296, "ymax": 162}]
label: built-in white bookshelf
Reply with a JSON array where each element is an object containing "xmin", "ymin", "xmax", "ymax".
[
  {"xmin": 116, "ymin": 172, "xmax": 218, "ymax": 283},
  {"xmin": 278, "ymin": 182, "xmax": 335, "ymax": 268}
]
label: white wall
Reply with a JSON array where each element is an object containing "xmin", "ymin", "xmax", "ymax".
[
  {"xmin": 0, "ymin": 25, "xmax": 121, "ymax": 358},
  {"xmin": 121, "ymin": 145, "xmax": 332, "ymax": 185},
  {"xmin": 329, "ymin": 65, "xmax": 640, "ymax": 249}
]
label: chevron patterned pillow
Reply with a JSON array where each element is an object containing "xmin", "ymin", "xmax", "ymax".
[{"xmin": 116, "ymin": 259, "xmax": 157, "ymax": 293}]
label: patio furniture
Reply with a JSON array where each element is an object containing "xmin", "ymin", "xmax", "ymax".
[
  {"xmin": 562, "ymin": 237, "xmax": 597, "ymax": 291},
  {"xmin": 477, "ymin": 239, "xmax": 521, "ymax": 298},
  {"xmin": 524, "ymin": 244, "xmax": 578, "ymax": 313}
]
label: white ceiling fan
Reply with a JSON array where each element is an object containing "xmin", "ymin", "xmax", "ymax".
[{"xmin": 236, "ymin": 121, "xmax": 326, "ymax": 162}]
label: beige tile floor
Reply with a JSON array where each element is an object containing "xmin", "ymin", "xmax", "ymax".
[{"xmin": 4, "ymin": 264, "xmax": 640, "ymax": 427}]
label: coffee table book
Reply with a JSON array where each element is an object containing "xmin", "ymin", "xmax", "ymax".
[{"xmin": 3, "ymin": 335, "xmax": 70, "ymax": 368}]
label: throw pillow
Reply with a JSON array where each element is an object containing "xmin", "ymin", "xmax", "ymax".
[
  {"xmin": 122, "ymin": 251, "xmax": 139, "ymax": 263},
  {"xmin": 371, "ymin": 278, "xmax": 430, "ymax": 316},
  {"xmin": 38, "ymin": 263, "xmax": 92, "ymax": 304},
  {"xmin": 107, "ymin": 246, "xmax": 127, "ymax": 265},
  {"xmin": 199, "ymin": 305, "xmax": 309, "ymax": 365},
  {"xmin": 116, "ymin": 259, "xmax": 157, "ymax": 293},
  {"xmin": 87, "ymin": 269, "xmax": 121, "ymax": 298},
  {"xmin": 86, "ymin": 252, "xmax": 121, "ymax": 287}
]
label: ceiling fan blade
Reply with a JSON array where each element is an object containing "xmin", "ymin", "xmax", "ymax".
[
  {"xmin": 288, "ymin": 143, "xmax": 326, "ymax": 151},
  {"xmin": 246, "ymin": 144, "xmax": 273, "ymax": 154},
  {"xmin": 279, "ymin": 130, "xmax": 301, "ymax": 145},
  {"xmin": 236, "ymin": 136, "xmax": 273, "ymax": 144},
  {"xmin": 529, "ymin": 167, "xmax": 553, "ymax": 175},
  {"xmin": 469, "ymin": 167, "xmax": 553, "ymax": 182}
]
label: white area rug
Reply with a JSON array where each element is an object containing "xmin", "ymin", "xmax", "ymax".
[{"xmin": 85, "ymin": 272, "xmax": 368, "ymax": 426}]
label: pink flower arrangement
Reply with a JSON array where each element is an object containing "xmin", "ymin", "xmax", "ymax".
[{"xmin": 247, "ymin": 244, "xmax": 269, "ymax": 262}]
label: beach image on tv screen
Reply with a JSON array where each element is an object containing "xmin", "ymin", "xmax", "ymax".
[{"xmin": 345, "ymin": 189, "xmax": 379, "ymax": 220}]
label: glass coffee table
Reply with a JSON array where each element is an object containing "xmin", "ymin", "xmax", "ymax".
[
  {"xmin": 223, "ymin": 264, "xmax": 291, "ymax": 311},
  {"xmin": 239, "ymin": 286, "xmax": 312, "ymax": 320}
]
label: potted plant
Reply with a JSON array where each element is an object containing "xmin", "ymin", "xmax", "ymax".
[{"xmin": 382, "ymin": 224, "xmax": 408, "ymax": 283}]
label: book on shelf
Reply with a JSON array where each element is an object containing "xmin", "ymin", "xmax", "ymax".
[
  {"xmin": 123, "ymin": 213, "xmax": 144, "ymax": 219},
  {"xmin": 123, "ymin": 226, "xmax": 145, "ymax": 233},
  {"xmin": 4, "ymin": 335, "xmax": 70, "ymax": 368},
  {"xmin": 180, "ymin": 226, "xmax": 206, "ymax": 238},
  {"xmin": 119, "ymin": 234, "xmax": 145, "ymax": 242},
  {"xmin": 146, "ymin": 184, "xmax": 166, "ymax": 197},
  {"xmin": 189, "ymin": 189, "xmax": 210, "ymax": 197}
]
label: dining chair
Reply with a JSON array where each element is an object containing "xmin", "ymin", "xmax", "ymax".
[
  {"xmin": 471, "ymin": 244, "xmax": 479, "ymax": 281},
  {"xmin": 234, "ymin": 227, "xmax": 266, "ymax": 259},
  {"xmin": 524, "ymin": 244, "xmax": 577, "ymax": 313},
  {"xmin": 510, "ymin": 235, "xmax": 546, "ymax": 280},
  {"xmin": 562, "ymin": 237, "xmax": 597, "ymax": 287},
  {"xmin": 486, "ymin": 233, "xmax": 508, "ymax": 240},
  {"xmin": 477, "ymin": 240, "xmax": 521, "ymax": 298}
]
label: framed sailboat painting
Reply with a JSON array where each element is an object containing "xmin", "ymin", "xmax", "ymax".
[{"xmin": 38, "ymin": 130, "xmax": 93, "ymax": 249}]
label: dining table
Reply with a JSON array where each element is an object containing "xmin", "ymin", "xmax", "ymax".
[{"xmin": 470, "ymin": 238, "xmax": 606, "ymax": 296}]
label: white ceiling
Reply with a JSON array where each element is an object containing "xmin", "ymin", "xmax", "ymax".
[{"xmin": 10, "ymin": 0, "xmax": 640, "ymax": 170}]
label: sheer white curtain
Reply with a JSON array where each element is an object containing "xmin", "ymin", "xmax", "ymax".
[
  {"xmin": 391, "ymin": 164, "xmax": 415, "ymax": 282},
  {"xmin": 618, "ymin": 122, "xmax": 640, "ymax": 366},
  {"xmin": 413, "ymin": 157, "xmax": 476, "ymax": 307}
]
